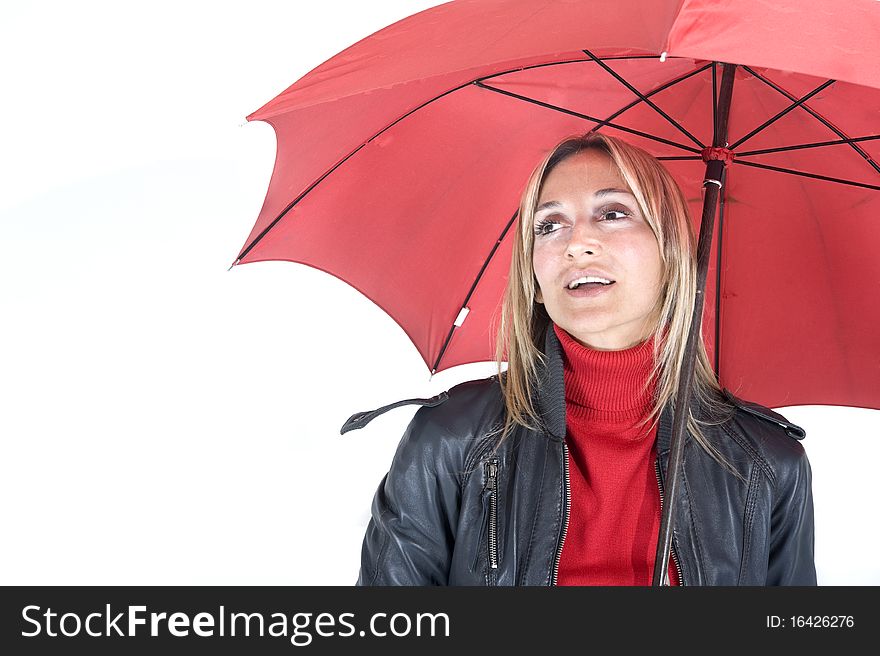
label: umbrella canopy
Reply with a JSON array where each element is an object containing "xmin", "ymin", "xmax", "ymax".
[{"xmin": 233, "ymin": 0, "xmax": 880, "ymax": 412}]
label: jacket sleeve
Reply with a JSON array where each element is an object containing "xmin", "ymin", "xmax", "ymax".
[
  {"xmin": 766, "ymin": 442, "xmax": 817, "ymax": 585},
  {"xmin": 356, "ymin": 404, "xmax": 463, "ymax": 585}
]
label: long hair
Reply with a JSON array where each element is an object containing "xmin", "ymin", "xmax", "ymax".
[{"xmin": 493, "ymin": 133, "xmax": 738, "ymax": 474}]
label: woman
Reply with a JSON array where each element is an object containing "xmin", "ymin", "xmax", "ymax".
[{"xmin": 352, "ymin": 133, "xmax": 816, "ymax": 586}]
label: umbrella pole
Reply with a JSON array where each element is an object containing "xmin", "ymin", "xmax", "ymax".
[{"xmin": 652, "ymin": 62, "xmax": 736, "ymax": 586}]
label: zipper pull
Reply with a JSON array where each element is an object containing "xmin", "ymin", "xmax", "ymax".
[{"xmin": 485, "ymin": 459, "xmax": 498, "ymax": 491}]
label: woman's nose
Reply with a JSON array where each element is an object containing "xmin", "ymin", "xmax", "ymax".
[{"xmin": 564, "ymin": 219, "xmax": 602, "ymax": 259}]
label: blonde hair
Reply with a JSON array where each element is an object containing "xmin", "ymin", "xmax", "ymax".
[{"xmin": 493, "ymin": 133, "xmax": 737, "ymax": 474}]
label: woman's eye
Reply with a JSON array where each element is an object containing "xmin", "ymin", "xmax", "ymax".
[
  {"xmin": 600, "ymin": 209, "xmax": 629, "ymax": 221},
  {"xmin": 534, "ymin": 219, "xmax": 561, "ymax": 236}
]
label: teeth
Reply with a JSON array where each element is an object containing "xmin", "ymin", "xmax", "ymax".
[{"xmin": 568, "ymin": 276, "xmax": 612, "ymax": 289}]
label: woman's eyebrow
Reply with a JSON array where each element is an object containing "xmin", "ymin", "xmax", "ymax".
[
  {"xmin": 536, "ymin": 188, "xmax": 635, "ymax": 214},
  {"xmin": 535, "ymin": 200, "xmax": 563, "ymax": 213},
  {"xmin": 594, "ymin": 187, "xmax": 635, "ymax": 198}
]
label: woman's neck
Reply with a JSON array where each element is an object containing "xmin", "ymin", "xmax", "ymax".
[{"xmin": 553, "ymin": 322, "xmax": 658, "ymax": 418}]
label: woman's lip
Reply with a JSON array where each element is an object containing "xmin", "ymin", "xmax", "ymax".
[
  {"xmin": 563, "ymin": 271, "xmax": 616, "ymax": 288},
  {"xmin": 564, "ymin": 281, "xmax": 615, "ymax": 297}
]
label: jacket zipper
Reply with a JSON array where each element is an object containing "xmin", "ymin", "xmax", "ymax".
[
  {"xmin": 550, "ymin": 441, "xmax": 571, "ymax": 586},
  {"xmin": 654, "ymin": 457, "xmax": 684, "ymax": 586},
  {"xmin": 486, "ymin": 458, "xmax": 499, "ymax": 570}
]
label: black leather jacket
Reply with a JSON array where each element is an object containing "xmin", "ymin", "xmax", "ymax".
[{"xmin": 349, "ymin": 326, "xmax": 816, "ymax": 586}]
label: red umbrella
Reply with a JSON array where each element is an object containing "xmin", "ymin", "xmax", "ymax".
[
  {"xmin": 233, "ymin": 0, "xmax": 880, "ymax": 411},
  {"xmin": 232, "ymin": 0, "xmax": 880, "ymax": 582}
]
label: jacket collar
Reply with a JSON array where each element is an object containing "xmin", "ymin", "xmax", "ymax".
[
  {"xmin": 535, "ymin": 321, "xmax": 675, "ymax": 455},
  {"xmin": 534, "ymin": 323, "xmax": 569, "ymax": 442},
  {"xmin": 656, "ymin": 402, "xmax": 674, "ymax": 457}
]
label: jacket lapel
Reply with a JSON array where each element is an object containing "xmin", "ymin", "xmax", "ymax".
[{"xmin": 533, "ymin": 322, "xmax": 566, "ymax": 442}]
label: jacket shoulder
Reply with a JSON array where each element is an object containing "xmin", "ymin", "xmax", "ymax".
[
  {"xmin": 355, "ymin": 377, "xmax": 503, "ymax": 586},
  {"xmin": 723, "ymin": 389, "xmax": 805, "ymax": 439},
  {"xmin": 399, "ymin": 376, "xmax": 505, "ymax": 466},
  {"xmin": 720, "ymin": 389, "xmax": 809, "ymax": 482},
  {"xmin": 343, "ymin": 376, "xmax": 505, "ymax": 476},
  {"xmin": 416, "ymin": 375, "xmax": 505, "ymax": 437}
]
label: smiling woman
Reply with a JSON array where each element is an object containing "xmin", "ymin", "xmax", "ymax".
[
  {"xmin": 356, "ymin": 133, "xmax": 816, "ymax": 586},
  {"xmin": 531, "ymin": 148, "xmax": 664, "ymax": 351}
]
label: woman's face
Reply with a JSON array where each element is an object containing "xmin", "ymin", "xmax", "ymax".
[{"xmin": 531, "ymin": 148, "xmax": 663, "ymax": 350}]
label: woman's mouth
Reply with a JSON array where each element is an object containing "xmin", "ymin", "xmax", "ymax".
[{"xmin": 564, "ymin": 280, "xmax": 615, "ymax": 297}]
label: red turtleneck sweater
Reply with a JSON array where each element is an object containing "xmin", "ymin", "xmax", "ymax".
[{"xmin": 554, "ymin": 323, "xmax": 679, "ymax": 586}]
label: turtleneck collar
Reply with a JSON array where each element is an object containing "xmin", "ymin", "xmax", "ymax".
[{"xmin": 553, "ymin": 322, "xmax": 657, "ymax": 419}]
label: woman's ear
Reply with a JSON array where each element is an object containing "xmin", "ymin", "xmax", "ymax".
[{"xmin": 535, "ymin": 286, "xmax": 544, "ymax": 304}]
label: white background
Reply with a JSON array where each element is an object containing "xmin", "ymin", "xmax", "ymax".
[{"xmin": 1, "ymin": 0, "xmax": 877, "ymax": 585}]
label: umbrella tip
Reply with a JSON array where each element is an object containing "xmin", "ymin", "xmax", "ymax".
[
  {"xmin": 227, "ymin": 258, "xmax": 240, "ymax": 272},
  {"xmin": 659, "ymin": 51, "xmax": 668, "ymax": 63}
]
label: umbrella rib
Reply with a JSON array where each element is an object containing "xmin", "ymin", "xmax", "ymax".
[
  {"xmin": 741, "ymin": 66, "xmax": 880, "ymax": 176},
  {"xmin": 473, "ymin": 54, "xmax": 684, "ymax": 90},
  {"xmin": 473, "ymin": 54, "xmax": 664, "ymax": 87},
  {"xmin": 591, "ymin": 54, "xmax": 665, "ymax": 61},
  {"xmin": 582, "ymin": 50, "xmax": 704, "ymax": 148},
  {"xmin": 474, "ymin": 81, "xmax": 701, "ymax": 154},
  {"xmin": 739, "ymin": 134, "xmax": 880, "ymax": 157},
  {"xmin": 712, "ymin": 62, "xmax": 718, "ymax": 146},
  {"xmin": 728, "ymin": 78, "xmax": 835, "ymax": 151},
  {"xmin": 587, "ymin": 63, "xmax": 714, "ymax": 136},
  {"xmin": 732, "ymin": 159, "xmax": 880, "ymax": 191},
  {"xmin": 430, "ymin": 210, "xmax": 519, "ymax": 374},
  {"xmin": 234, "ymin": 144, "xmax": 367, "ymax": 265},
  {"xmin": 234, "ymin": 78, "xmax": 481, "ymax": 264}
]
